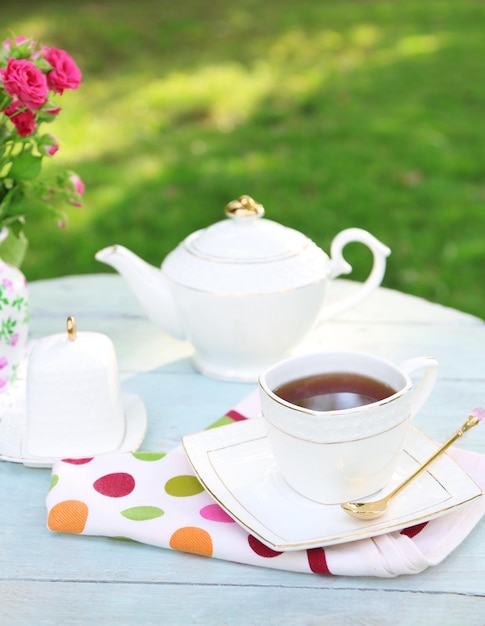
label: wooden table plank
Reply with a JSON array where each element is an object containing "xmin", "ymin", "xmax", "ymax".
[{"xmin": 2, "ymin": 582, "xmax": 485, "ymax": 626}]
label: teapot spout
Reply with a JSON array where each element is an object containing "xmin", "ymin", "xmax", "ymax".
[{"xmin": 95, "ymin": 245, "xmax": 186, "ymax": 341}]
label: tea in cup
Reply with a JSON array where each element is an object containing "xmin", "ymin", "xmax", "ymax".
[{"xmin": 258, "ymin": 351, "xmax": 438, "ymax": 504}]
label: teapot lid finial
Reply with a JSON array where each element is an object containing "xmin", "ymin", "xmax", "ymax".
[{"xmin": 224, "ymin": 195, "xmax": 265, "ymax": 219}]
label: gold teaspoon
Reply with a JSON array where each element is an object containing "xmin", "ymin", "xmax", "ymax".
[{"xmin": 341, "ymin": 413, "xmax": 480, "ymax": 520}]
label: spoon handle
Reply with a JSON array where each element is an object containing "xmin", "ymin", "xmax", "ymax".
[{"xmin": 388, "ymin": 414, "xmax": 480, "ymax": 500}]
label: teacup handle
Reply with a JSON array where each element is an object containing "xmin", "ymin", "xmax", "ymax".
[
  {"xmin": 320, "ymin": 228, "xmax": 391, "ymax": 320},
  {"xmin": 400, "ymin": 356, "xmax": 438, "ymax": 419}
]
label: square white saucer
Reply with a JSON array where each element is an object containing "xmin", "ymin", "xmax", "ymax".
[
  {"xmin": 182, "ymin": 418, "xmax": 482, "ymax": 551},
  {"xmin": 0, "ymin": 379, "xmax": 148, "ymax": 468}
]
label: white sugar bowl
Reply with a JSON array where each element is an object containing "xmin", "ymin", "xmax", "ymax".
[{"xmin": 25, "ymin": 317, "xmax": 125, "ymax": 459}]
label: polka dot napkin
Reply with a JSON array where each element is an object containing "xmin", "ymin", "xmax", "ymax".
[{"xmin": 46, "ymin": 391, "xmax": 485, "ymax": 578}]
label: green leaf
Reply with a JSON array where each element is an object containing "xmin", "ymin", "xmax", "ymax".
[
  {"xmin": 8, "ymin": 152, "xmax": 43, "ymax": 181},
  {"xmin": 12, "ymin": 38, "xmax": 35, "ymax": 59},
  {"xmin": 35, "ymin": 59, "xmax": 53, "ymax": 72},
  {"xmin": 0, "ymin": 109, "xmax": 11, "ymax": 127},
  {"xmin": 0, "ymin": 229, "xmax": 28, "ymax": 267},
  {"xmin": 0, "ymin": 186, "xmax": 28, "ymax": 219}
]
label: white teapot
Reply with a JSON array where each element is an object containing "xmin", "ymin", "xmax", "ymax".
[{"xmin": 96, "ymin": 195, "xmax": 390, "ymax": 381}]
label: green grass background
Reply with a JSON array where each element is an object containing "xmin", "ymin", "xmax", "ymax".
[{"xmin": 2, "ymin": 0, "xmax": 484, "ymax": 318}]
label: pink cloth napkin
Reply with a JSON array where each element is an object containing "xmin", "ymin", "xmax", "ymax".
[{"xmin": 45, "ymin": 390, "xmax": 485, "ymax": 578}]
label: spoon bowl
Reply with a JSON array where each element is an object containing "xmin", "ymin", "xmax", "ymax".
[{"xmin": 341, "ymin": 497, "xmax": 393, "ymax": 520}]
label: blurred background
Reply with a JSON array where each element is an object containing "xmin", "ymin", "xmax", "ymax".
[{"xmin": 2, "ymin": 0, "xmax": 484, "ymax": 318}]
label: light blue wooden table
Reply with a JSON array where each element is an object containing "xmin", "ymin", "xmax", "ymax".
[{"xmin": 1, "ymin": 274, "xmax": 484, "ymax": 625}]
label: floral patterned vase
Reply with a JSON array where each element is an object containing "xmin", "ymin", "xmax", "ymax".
[{"xmin": 0, "ymin": 251, "xmax": 29, "ymax": 391}]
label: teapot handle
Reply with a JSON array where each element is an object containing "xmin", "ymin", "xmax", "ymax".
[{"xmin": 320, "ymin": 228, "xmax": 391, "ymax": 320}]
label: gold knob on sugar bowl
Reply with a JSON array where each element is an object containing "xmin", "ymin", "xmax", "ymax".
[{"xmin": 67, "ymin": 316, "xmax": 77, "ymax": 342}]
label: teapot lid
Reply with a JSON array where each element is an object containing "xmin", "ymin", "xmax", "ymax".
[
  {"xmin": 185, "ymin": 195, "xmax": 307, "ymax": 262},
  {"xmin": 163, "ymin": 195, "xmax": 328, "ymax": 293}
]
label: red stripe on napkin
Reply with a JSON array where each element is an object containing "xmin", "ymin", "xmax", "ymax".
[
  {"xmin": 226, "ymin": 410, "xmax": 248, "ymax": 422},
  {"xmin": 307, "ymin": 548, "xmax": 333, "ymax": 575},
  {"xmin": 400, "ymin": 522, "xmax": 428, "ymax": 538}
]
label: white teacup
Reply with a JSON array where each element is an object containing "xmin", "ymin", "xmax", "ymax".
[{"xmin": 258, "ymin": 351, "xmax": 438, "ymax": 504}]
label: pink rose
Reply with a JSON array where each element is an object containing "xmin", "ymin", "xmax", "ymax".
[
  {"xmin": 3, "ymin": 100, "xmax": 37, "ymax": 136},
  {"xmin": 2, "ymin": 37, "xmax": 37, "ymax": 55},
  {"xmin": 45, "ymin": 143, "xmax": 59, "ymax": 156},
  {"xmin": 2, "ymin": 37, "xmax": 30, "ymax": 50},
  {"xmin": 44, "ymin": 105, "xmax": 62, "ymax": 116},
  {"xmin": 10, "ymin": 333, "xmax": 18, "ymax": 347},
  {"xmin": 40, "ymin": 134, "xmax": 60, "ymax": 156},
  {"xmin": 43, "ymin": 47, "xmax": 82, "ymax": 94},
  {"xmin": 69, "ymin": 174, "xmax": 85, "ymax": 207},
  {"xmin": 69, "ymin": 173, "xmax": 85, "ymax": 195},
  {"xmin": 2, "ymin": 58, "xmax": 48, "ymax": 109},
  {"xmin": 0, "ymin": 357, "xmax": 8, "ymax": 371}
]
